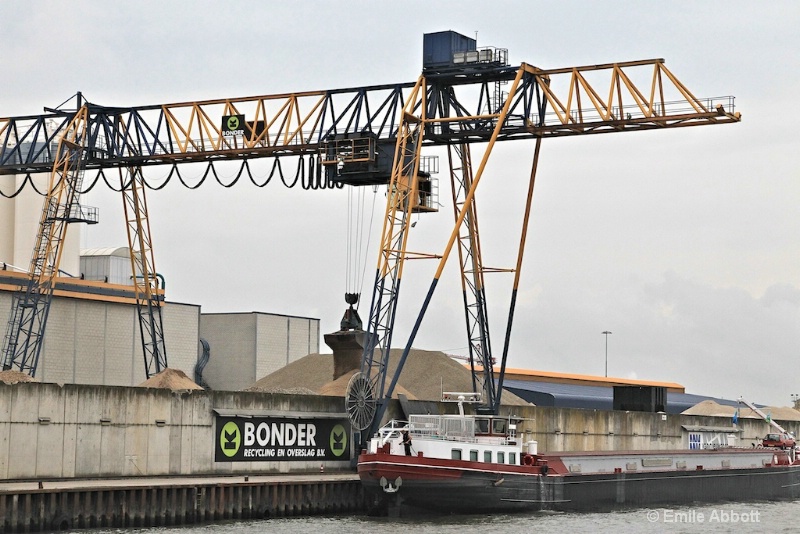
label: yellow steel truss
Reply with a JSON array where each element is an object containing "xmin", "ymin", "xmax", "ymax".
[
  {"xmin": 524, "ymin": 59, "xmax": 739, "ymax": 133},
  {"xmin": 160, "ymin": 91, "xmax": 328, "ymax": 156}
]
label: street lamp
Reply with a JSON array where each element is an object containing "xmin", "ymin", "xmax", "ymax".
[{"xmin": 602, "ymin": 331, "xmax": 612, "ymax": 377}]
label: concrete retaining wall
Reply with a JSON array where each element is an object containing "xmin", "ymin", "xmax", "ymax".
[
  {"xmin": 495, "ymin": 403, "xmax": 800, "ymax": 453},
  {"xmin": 0, "ymin": 382, "xmax": 797, "ymax": 481},
  {"xmin": 0, "ymin": 383, "xmax": 351, "ymax": 481}
]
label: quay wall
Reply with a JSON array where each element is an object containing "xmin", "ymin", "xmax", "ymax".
[
  {"xmin": 0, "ymin": 383, "xmax": 353, "ymax": 480},
  {"xmin": 0, "ymin": 382, "xmax": 797, "ymax": 481},
  {"xmin": 0, "ymin": 477, "xmax": 366, "ymax": 533},
  {"xmin": 494, "ymin": 403, "xmax": 800, "ymax": 452}
]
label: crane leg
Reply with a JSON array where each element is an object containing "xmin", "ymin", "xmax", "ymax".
[
  {"xmin": 448, "ymin": 142, "xmax": 496, "ymax": 407},
  {"xmin": 1, "ymin": 107, "xmax": 89, "ymax": 377},
  {"xmin": 120, "ymin": 166, "xmax": 168, "ymax": 378},
  {"xmin": 380, "ymin": 69, "xmax": 529, "ymax": 416},
  {"xmin": 349, "ymin": 77, "xmax": 427, "ymax": 436},
  {"xmin": 493, "ymin": 136, "xmax": 542, "ymax": 413}
]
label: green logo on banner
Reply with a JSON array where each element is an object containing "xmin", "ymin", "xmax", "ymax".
[
  {"xmin": 220, "ymin": 421, "xmax": 241, "ymax": 458},
  {"xmin": 329, "ymin": 424, "xmax": 347, "ymax": 457},
  {"xmin": 227, "ymin": 116, "xmax": 240, "ymax": 131}
]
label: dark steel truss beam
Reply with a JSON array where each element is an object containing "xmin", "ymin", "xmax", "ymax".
[{"xmin": 1, "ymin": 60, "xmax": 739, "ymax": 182}]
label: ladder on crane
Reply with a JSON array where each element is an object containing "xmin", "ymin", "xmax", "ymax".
[{"xmin": 1, "ymin": 105, "xmax": 97, "ymax": 376}]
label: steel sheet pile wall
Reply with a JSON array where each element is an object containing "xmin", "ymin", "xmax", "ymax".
[{"xmin": 0, "ymin": 478, "xmax": 365, "ymax": 532}]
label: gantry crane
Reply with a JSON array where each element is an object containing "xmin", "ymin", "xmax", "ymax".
[
  {"xmin": 341, "ymin": 32, "xmax": 741, "ymax": 436},
  {"xmin": 0, "ymin": 33, "xmax": 739, "ymax": 425}
]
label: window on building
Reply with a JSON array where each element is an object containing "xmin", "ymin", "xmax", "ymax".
[
  {"xmin": 451, "ymin": 449, "xmax": 462, "ymax": 460},
  {"xmin": 469, "ymin": 450, "xmax": 478, "ymax": 462},
  {"xmin": 498, "ymin": 451, "xmax": 505, "ymax": 464},
  {"xmin": 509, "ymin": 452, "xmax": 517, "ymax": 465},
  {"xmin": 484, "ymin": 450, "xmax": 492, "ymax": 463}
]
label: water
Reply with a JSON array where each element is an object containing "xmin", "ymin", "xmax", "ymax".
[{"xmin": 85, "ymin": 500, "xmax": 800, "ymax": 534}]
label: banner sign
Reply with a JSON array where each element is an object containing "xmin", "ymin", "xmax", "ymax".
[
  {"xmin": 221, "ymin": 114, "xmax": 245, "ymax": 136},
  {"xmin": 215, "ymin": 416, "xmax": 350, "ymax": 462}
]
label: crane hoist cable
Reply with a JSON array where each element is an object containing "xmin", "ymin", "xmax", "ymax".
[
  {"xmin": 358, "ymin": 186, "xmax": 379, "ymax": 300},
  {"xmin": 341, "ymin": 184, "xmax": 378, "ymax": 330},
  {"xmin": 345, "ymin": 185, "xmax": 368, "ymax": 297}
]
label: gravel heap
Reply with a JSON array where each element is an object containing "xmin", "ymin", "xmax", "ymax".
[
  {"xmin": 138, "ymin": 368, "xmax": 204, "ymax": 390},
  {"xmin": 247, "ymin": 354, "xmax": 334, "ymax": 393},
  {"xmin": 247, "ymin": 349, "xmax": 530, "ymax": 406},
  {"xmin": 682, "ymin": 400, "xmax": 800, "ymax": 421},
  {"xmin": 0, "ymin": 370, "xmax": 37, "ymax": 384},
  {"xmin": 317, "ymin": 369, "xmax": 417, "ymax": 399}
]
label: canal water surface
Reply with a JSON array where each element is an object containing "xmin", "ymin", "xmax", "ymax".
[{"xmin": 86, "ymin": 500, "xmax": 799, "ymax": 533}]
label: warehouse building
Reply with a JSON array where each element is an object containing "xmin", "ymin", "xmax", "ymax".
[
  {"xmin": 0, "ymin": 257, "xmax": 318, "ymax": 389},
  {"xmin": 500, "ymin": 367, "xmax": 745, "ymax": 414}
]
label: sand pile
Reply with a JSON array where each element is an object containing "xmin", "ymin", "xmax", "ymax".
[
  {"xmin": 138, "ymin": 368, "xmax": 204, "ymax": 390},
  {"xmin": 317, "ymin": 369, "xmax": 418, "ymax": 400},
  {"xmin": 682, "ymin": 400, "xmax": 800, "ymax": 421},
  {"xmin": 248, "ymin": 349, "xmax": 529, "ymax": 406},
  {"xmin": 759, "ymin": 406, "xmax": 800, "ymax": 421},
  {"xmin": 0, "ymin": 370, "xmax": 36, "ymax": 384},
  {"xmin": 247, "ymin": 354, "xmax": 334, "ymax": 393},
  {"xmin": 681, "ymin": 400, "xmax": 736, "ymax": 418}
]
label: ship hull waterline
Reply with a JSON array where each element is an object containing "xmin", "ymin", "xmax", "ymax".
[{"xmin": 358, "ymin": 452, "xmax": 800, "ymax": 514}]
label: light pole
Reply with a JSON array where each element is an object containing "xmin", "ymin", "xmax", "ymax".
[{"xmin": 602, "ymin": 331, "xmax": 612, "ymax": 377}]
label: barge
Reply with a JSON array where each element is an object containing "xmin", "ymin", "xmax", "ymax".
[{"xmin": 358, "ymin": 394, "xmax": 800, "ymax": 513}]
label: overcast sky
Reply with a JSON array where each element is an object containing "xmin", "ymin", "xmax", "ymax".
[{"xmin": 2, "ymin": 1, "xmax": 799, "ymax": 406}]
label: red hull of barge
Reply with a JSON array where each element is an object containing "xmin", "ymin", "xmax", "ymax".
[{"xmin": 358, "ymin": 449, "xmax": 800, "ymax": 514}]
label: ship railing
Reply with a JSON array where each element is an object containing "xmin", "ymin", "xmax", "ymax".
[
  {"xmin": 375, "ymin": 420, "xmax": 409, "ymax": 447},
  {"xmin": 409, "ymin": 414, "xmax": 478, "ymax": 442}
]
